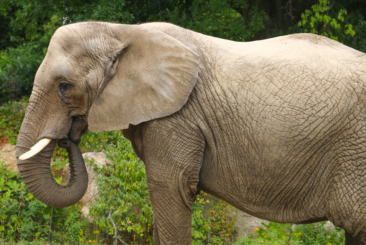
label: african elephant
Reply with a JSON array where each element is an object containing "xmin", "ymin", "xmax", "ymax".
[{"xmin": 16, "ymin": 21, "xmax": 366, "ymax": 244}]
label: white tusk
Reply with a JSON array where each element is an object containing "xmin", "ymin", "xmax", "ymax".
[{"xmin": 19, "ymin": 138, "xmax": 52, "ymax": 160}]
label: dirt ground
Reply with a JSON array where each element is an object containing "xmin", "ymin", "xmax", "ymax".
[{"xmin": 0, "ymin": 143, "xmax": 17, "ymax": 171}]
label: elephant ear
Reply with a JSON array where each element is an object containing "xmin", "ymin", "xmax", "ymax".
[{"xmin": 88, "ymin": 26, "xmax": 200, "ymax": 132}]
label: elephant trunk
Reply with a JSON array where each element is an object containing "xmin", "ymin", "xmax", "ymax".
[{"xmin": 16, "ymin": 135, "xmax": 88, "ymax": 208}]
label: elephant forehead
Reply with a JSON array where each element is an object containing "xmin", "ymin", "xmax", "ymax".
[{"xmin": 34, "ymin": 53, "xmax": 85, "ymax": 88}]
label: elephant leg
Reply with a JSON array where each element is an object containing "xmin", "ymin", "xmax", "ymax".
[
  {"xmin": 346, "ymin": 231, "xmax": 366, "ymax": 245},
  {"xmin": 326, "ymin": 138, "xmax": 366, "ymax": 245},
  {"xmin": 148, "ymin": 177, "xmax": 196, "ymax": 245},
  {"xmin": 142, "ymin": 121, "xmax": 205, "ymax": 245},
  {"xmin": 153, "ymin": 219, "xmax": 160, "ymax": 244},
  {"xmin": 146, "ymin": 152, "xmax": 203, "ymax": 245}
]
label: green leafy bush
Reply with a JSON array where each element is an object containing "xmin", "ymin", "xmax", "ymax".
[
  {"xmin": 235, "ymin": 221, "xmax": 345, "ymax": 245},
  {"xmin": 0, "ymin": 43, "xmax": 42, "ymax": 104},
  {"xmin": 0, "ymin": 96, "xmax": 27, "ymax": 144},
  {"xmin": 192, "ymin": 192, "xmax": 237, "ymax": 244},
  {"xmin": 89, "ymin": 132, "xmax": 154, "ymax": 244},
  {"xmin": 0, "ymin": 160, "xmax": 88, "ymax": 244},
  {"xmin": 344, "ymin": 11, "xmax": 366, "ymax": 53},
  {"xmin": 298, "ymin": 0, "xmax": 355, "ymax": 42},
  {"xmin": 169, "ymin": 0, "xmax": 268, "ymax": 41},
  {"xmin": 0, "ymin": 14, "xmax": 61, "ymax": 105}
]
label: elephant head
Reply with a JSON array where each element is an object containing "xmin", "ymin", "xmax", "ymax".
[{"xmin": 16, "ymin": 22, "xmax": 199, "ymax": 208}]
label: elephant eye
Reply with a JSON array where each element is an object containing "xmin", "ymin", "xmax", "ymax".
[{"xmin": 59, "ymin": 82, "xmax": 73, "ymax": 94}]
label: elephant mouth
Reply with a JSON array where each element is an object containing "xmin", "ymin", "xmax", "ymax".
[
  {"xmin": 19, "ymin": 115, "xmax": 88, "ymax": 161},
  {"xmin": 19, "ymin": 138, "xmax": 53, "ymax": 160},
  {"xmin": 19, "ymin": 136, "xmax": 80, "ymax": 161}
]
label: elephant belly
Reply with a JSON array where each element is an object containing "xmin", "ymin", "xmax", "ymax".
[
  {"xmin": 198, "ymin": 139, "xmax": 332, "ymax": 223},
  {"xmin": 197, "ymin": 96, "xmax": 357, "ymax": 223}
]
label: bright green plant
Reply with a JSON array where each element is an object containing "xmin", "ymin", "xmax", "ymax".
[
  {"xmin": 294, "ymin": 221, "xmax": 345, "ymax": 245},
  {"xmin": 89, "ymin": 133, "xmax": 154, "ymax": 244},
  {"xmin": 192, "ymin": 192, "xmax": 237, "ymax": 244},
  {"xmin": 235, "ymin": 221, "xmax": 345, "ymax": 245},
  {"xmin": 0, "ymin": 159, "xmax": 88, "ymax": 244},
  {"xmin": 298, "ymin": 0, "xmax": 355, "ymax": 42},
  {"xmin": 0, "ymin": 96, "xmax": 27, "ymax": 144}
]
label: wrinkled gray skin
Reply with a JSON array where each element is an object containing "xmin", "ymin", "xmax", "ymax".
[{"xmin": 16, "ymin": 22, "xmax": 366, "ymax": 244}]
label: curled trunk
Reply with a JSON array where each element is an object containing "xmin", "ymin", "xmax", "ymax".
[{"xmin": 16, "ymin": 137, "xmax": 88, "ymax": 208}]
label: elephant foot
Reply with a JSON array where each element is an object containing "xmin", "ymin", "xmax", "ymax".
[{"xmin": 346, "ymin": 231, "xmax": 366, "ymax": 245}]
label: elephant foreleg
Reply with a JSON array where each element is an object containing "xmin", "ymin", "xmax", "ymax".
[
  {"xmin": 146, "ymin": 155, "xmax": 203, "ymax": 245},
  {"xmin": 141, "ymin": 121, "xmax": 205, "ymax": 244},
  {"xmin": 153, "ymin": 219, "xmax": 161, "ymax": 245}
]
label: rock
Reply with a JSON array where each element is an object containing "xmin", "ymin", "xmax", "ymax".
[
  {"xmin": 234, "ymin": 210, "xmax": 269, "ymax": 239},
  {"xmin": 0, "ymin": 143, "xmax": 17, "ymax": 171},
  {"xmin": 233, "ymin": 211, "xmax": 336, "ymax": 240},
  {"xmin": 82, "ymin": 152, "xmax": 108, "ymax": 206},
  {"xmin": 83, "ymin": 152, "xmax": 108, "ymax": 168},
  {"xmin": 323, "ymin": 221, "xmax": 336, "ymax": 231},
  {"xmin": 60, "ymin": 152, "xmax": 108, "ymax": 222},
  {"xmin": 81, "ymin": 206, "xmax": 92, "ymax": 223}
]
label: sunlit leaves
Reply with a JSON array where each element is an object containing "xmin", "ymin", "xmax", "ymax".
[{"xmin": 298, "ymin": 0, "xmax": 356, "ymax": 43}]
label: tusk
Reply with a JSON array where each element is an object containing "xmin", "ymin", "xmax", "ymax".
[{"xmin": 19, "ymin": 138, "xmax": 52, "ymax": 160}]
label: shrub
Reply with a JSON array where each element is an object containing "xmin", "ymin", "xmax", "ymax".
[
  {"xmin": 0, "ymin": 96, "xmax": 27, "ymax": 145},
  {"xmin": 0, "ymin": 43, "xmax": 43, "ymax": 104},
  {"xmin": 235, "ymin": 221, "xmax": 345, "ymax": 245},
  {"xmin": 192, "ymin": 192, "xmax": 237, "ymax": 244},
  {"xmin": 0, "ymin": 15, "xmax": 61, "ymax": 105},
  {"xmin": 0, "ymin": 160, "xmax": 88, "ymax": 244},
  {"xmin": 298, "ymin": 0, "xmax": 356, "ymax": 43},
  {"xmin": 89, "ymin": 133, "xmax": 154, "ymax": 244}
]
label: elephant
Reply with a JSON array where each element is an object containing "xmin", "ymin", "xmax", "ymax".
[{"xmin": 16, "ymin": 21, "xmax": 366, "ymax": 244}]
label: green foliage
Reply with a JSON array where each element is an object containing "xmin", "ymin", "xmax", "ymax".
[
  {"xmin": 298, "ymin": 0, "xmax": 355, "ymax": 42},
  {"xmin": 0, "ymin": 97, "xmax": 27, "ymax": 144},
  {"xmin": 192, "ymin": 192, "xmax": 236, "ymax": 244},
  {"xmin": 89, "ymin": 132, "xmax": 154, "ymax": 244},
  {"xmin": 0, "ymin": 160, "xmax": 88, "ymax": 244},
  {"xmin": 294, "ymin": 222, "xmax": 345, "ymax": 245},
  {"xmin": 79, "ymin": 130, "xmax": 122, "ymax": 153},
  {"xmin": 235, "ymin": 222, "xmax": 292, "ymax": 245},
  {"xmin": 169, "ymin": 0, "xmax": 268, "ymax": 41},
  {"xmin": 0, "ymin": 44, "xmax": 42, "ymax": 104},
  {"xmin": 343, "ymin": 11, "xmax": 366, "ymax": 53},
  {"xmin": 235, "ymin": 221, "xmax": 345, "ymax": 245},
  {"xmin": 0, "ymin": 14, "xmax": 61, "ymax": 104},
  {"xmin": 66, "ymin": 0, "xmax": 134, "ymax": 23}
]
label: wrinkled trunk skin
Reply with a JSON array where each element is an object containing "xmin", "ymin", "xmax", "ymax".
[{"xmin": 16, "ymin": 136, "xmax": 88, "ymax": 208}]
